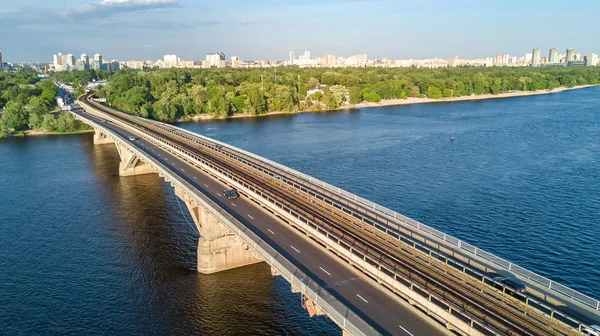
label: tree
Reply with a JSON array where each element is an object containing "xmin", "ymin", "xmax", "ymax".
[
  {"xmin": 442, "ymin": 88, "xmax": 453, "ymax": 98},
  {"xmin": 427, "ymin": 86, "xmax": 443, "ymax": 99},
  {"xmin": 2, "ymin": 101, "xmax": 29, "ymax": 130}
]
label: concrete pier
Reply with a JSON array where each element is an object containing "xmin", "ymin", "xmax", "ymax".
[{"xmin": 176, "ymin": 187, "xmax": 263, "ymax": 274}]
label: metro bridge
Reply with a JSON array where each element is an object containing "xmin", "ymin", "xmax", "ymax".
[{"xmin": 71, "ymin": 93, "xmax": 599, "ymax": 336}]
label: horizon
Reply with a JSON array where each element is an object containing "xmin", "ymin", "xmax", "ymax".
[{"xmin": 2, "ymin": 0, "xmax": 600, "ymax": 62}]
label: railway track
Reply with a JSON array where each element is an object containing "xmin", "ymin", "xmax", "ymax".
[{"xmin": 80, "ymin": 95, "xmax": 580, "ymax": 336}]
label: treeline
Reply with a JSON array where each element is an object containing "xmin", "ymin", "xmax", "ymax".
[
  {"xmin": 49, "ymin": 69, "xmax": 110, "ymax": 87},
  {"xmin": 94, "ymin": 66, "xmax": 600, "ymax": 122},
  {"xmin": 0, "ymin": 68, "xmax": 89, "ymax": 138}
]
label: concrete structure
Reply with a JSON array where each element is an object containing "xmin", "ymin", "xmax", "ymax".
[
  {"xmin": 0, "ymin": 49, "xmax": 4, "ymax": 71},
  {"xmin": 549, "ymin": 47, "xmax": 559, "ymax": 63},
  {"xmin": 566, "ymin": 48, "xmax": 575, "ymax": 63},
  {"xmin": 288, "ymin": 49, "xmax": 294, "ymax": 64},
  {"xmin": 206, "ymin": 52, "xmax": 225, "ymax": 67},
  {"xmin": 531, "ymin": 48, "xmax": 541, "ymax": 67},
  {"xmin": 163, "ymin": 54, "xmax": 178, "ymax": 67},
  {"xmin": 587, "ymin": 53, "xmax": 598, "ymax": 66}
]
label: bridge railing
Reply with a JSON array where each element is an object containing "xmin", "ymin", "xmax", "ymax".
[
  {"xmin": 158, "ymin": 120, "xmax": 600, "ymax": 313},
  {"xmin": 78, "ymin": 111, "xmax": 380, "ymax": 336}
]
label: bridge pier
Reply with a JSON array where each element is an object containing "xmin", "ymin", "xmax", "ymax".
[
  {"xmin": 93, "ymin": 129, "xmax": 114, "ymax": 145},
  {"xmin": 175, "ymin": 187, "xmax": 263, "ymax": 274},
  {"xmin": 115, "ymin": 142, "xmax": 155, "ymax": 177}
]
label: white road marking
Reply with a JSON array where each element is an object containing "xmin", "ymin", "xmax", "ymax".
[
  {"xmin": 319, "ymin": 267, "xmax": 331, "ymax": 276},
  {"xmin": 171, "ymin": 163, "xmax": 176, "ymax": 166},
  {"xmin": 193, "ymin": 177, "xmax": 197, "ymax": 180},
  {"xmin": 247, "ymin": 214, "xmax": 254, "ymax": 220},
  {"xmin": 398, "ymin": 325, "xmax": 415, "ymax": 336},
  {"xmin": 204, "ymin": 184, "xmax": 210, "ymax": 188},
  {"xmin": 231, "ymin": 203, "xmax": 236, "ymax": 207},
  {"xmin": 181, "ymin": 169, "xmax": 185, "ymax": 172},
  {"xmin": 217, "ymin": 193, "xmax": 222, "ymax": 196},
  {"xmin": 158, "ymin": 154, "xmax": 162, "ymax": 157},
  {"xmin": 290, "ymin": 246, "xmax": 301, "ymax": 254},
  {"xmin": 356, "ymin": 294, "xmax": 368, "ymax": 303},
  {"xmin": 267, "ymin": 229, "xmax": 275, "ymax": 235}
]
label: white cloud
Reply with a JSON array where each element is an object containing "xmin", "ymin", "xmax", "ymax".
[{"xmin": 67, "ymin": 0, "xmax": 178, "ymax": 19}]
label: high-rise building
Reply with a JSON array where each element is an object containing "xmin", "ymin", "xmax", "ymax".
[
  {"xmin": 531, "ymin": 48, "xmax": 541, "ymax": 67},
  {"xmin": 0, "ymin": 49, "xmax": 4, "ymax": 71},
  {"xmin": 549, "ymin": 48, "xmax": 559, "ymax": 63},
  {"xmin": 206, "ymin": 52, "xmax": 225, "ymax": 67},
  {"xmin": 587, "ymin": 53, "xmax": 598, "ymax": 66},
  {"xmin": 91, "ymin": 53, "xmax": 103, "ymax": 70},
  {"xmin": 288, "ymin": 49, "xmax": 295, "ymax": 64},
  {"xmin": 230, "ymin": 56, "xmax": 242, "ymax": 68},
  {"xmin": 524, "ymin": 53, "xmax": 532, "ymax": 64},
  {"xmin": 164, "ymin": 54, "xmax": 178, "ymax": 66},
  {"xmin": 566, "ymin": 48, "xmax": 574, "ymax": 63},
  {"xmin": 80, "ymin": 54, "xmax": 89, "ymax": 70}
]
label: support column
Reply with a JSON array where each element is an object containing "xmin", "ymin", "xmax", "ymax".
[
  {"xmin": 115, "ymin": 142, "xmax": 155, "ymax": 176},
  {"xmin": 93, "ymin": 128, "xmax": 114, "ymax": 145},
  {"xmin": 176, "ymin": 187, "xmax": 263, "ymax": 274}
]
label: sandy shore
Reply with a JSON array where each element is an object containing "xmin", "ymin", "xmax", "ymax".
[
  {"xmin": 190, "ymin": 84, "xmax": 598, "ymax": 121},
  {"xmin": 23, "ymin": 129, "xmax": 94, "ymax": 136}
]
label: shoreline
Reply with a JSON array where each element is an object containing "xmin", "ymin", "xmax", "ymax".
[{"xmin": 189, "ymin": 84, "xmax": 599, "ymax": 122}]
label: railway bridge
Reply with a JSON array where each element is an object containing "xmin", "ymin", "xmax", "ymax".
[{"xmin": 72, "ymin": 94, "xmax": 600, "ymax": 336}]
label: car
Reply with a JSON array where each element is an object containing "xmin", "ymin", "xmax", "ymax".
[
  {"xmin": 493, "ymin": 276, "xmax": 526, "ymax": 293},
  {"xmin": 224, "ymin": 189, "xmax": 239, "ymax": 199},
  {"xmin": 100, "ymin": 119, "xmax": 107, "ymax": 123},
  {"xmin": 128, "ymin": 136, "xmax": 136, "ymax": 141},
  {"xmin": 583, "ymin": 325, "xmax": 600, "ymax": 336}
]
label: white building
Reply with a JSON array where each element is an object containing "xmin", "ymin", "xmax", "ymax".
[
  {"xmin": 206, "ymin": 52, "xmax": 225, "ymax": 67},
  {"xmin": 163, "ymin": 54, "xmax": 178, "ymax": 67},
  {"xmin": 587, "ymin": 53, "xmax": 598, "ymax": 66}
]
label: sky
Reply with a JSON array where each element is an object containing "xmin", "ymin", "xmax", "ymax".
[{"xmin": 2, "ymin": 0, "xmax": 600, "ymax": 63}]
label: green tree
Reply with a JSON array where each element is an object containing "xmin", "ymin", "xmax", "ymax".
[
  {"xmin": 427, "ymin": 86, "xmax": 443, "ymax": 99},
  {"xmin": 2, "ymin": 101, "xmax": 29, "ymax": 130}
]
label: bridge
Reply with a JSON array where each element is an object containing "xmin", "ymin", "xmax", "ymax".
[{"xmin": 72, "ymin": 93, "xmax": 600, "ymax": 336}]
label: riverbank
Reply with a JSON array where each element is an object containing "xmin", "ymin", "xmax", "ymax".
[
  {"xmin": 190, "ymin": 84, "xmax": 598, "ymax": 121},
  {"xmin": 0, "ymin": 129, "xmax": 94, "ymax": 139},
  {"xmin": 24, "ymin": 129, "xmax": 94, "ymax": 136}
]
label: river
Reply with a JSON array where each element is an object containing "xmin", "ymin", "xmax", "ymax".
[{"xmin": 1, "ymin": 87, "xmax": 599, "ymax": 335}]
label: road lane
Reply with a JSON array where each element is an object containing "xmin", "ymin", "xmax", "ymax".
[{"xmin": 75, "ymin": 108, "xmax": 447, "ymax": 336}]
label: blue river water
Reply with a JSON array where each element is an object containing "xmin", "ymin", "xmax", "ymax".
[{"xmin": 1, "ymin": 87, "xmax": 599, "ymax": 334}]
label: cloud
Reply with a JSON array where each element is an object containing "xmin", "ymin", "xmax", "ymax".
[{"xmin": 67, "ymin": 0, "xmax": 179, "ymax": 19}]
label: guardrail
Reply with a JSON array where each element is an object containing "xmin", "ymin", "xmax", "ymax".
[
  {"xmin": 74, "ymin": 107, "xmax": 381, "ymax": 336},
  {"xmin": 149, "ymin": 118, "xmax": 600, "ymax": 313}
]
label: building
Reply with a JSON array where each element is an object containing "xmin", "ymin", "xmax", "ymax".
[
  {"xmin": 164, "ymin": 54, "xmax": 178, "ymax": 67},
  {"xmin": 288, "ymin": 50, "xmax": 295, "ymax": 64},
  {"xmin": 549, "ymin": 48, "xmax": 559, "ymax": 64},
  {"xmin": 345, "ymin": 54, "xmax": 368, "ymax": 67},
  {"xmin": 206, "ymin": 52, "xmax": 225, "ymax": 67},
  {"xmin": 230, "ymin": 56, "xmax": 242, "ymax": 68},
  {"xmin": 0, "ymin": 49, "xmax": 4, "ymax": 71},
  {"xmin": 91, "ymin": 53, "xmax": 103, "ymax": 70},
  {"xmin": 531, "ymin": 48, "xmax": 541, "ymax": 67},
  {"xmin": 524, "ymin": 53, "xmax": 532, "ymax": 65},
  {"xmin": 587, "ymin": 53, "xmax": 598, "ymax": 66},
  {"xmin": 566, "ymin": 48, "xmax": 574, "ymax": 63},
  {"xmin": 320, "ymin": 54, "xmax": 337, "ymax": 67}
]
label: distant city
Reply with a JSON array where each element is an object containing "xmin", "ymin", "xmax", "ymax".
[{"xmin": 0, "ymin": 47, "xmax": 598, "ymax": 72}]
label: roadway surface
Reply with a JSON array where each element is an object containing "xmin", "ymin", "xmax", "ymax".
[{"xmin": 73, "ymin": 106, "xmax": 447, "ymax": 336}]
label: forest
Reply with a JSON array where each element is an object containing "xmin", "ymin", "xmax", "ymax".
[
  {"xmin": 0, "ymin": 68, "xmax": 89, "ymax": 138},
  {"xmin": 81, "ymin": 66, "xmax": 600, "ymax": 122}
]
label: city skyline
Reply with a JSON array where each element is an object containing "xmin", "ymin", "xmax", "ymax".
[
  {"xmin": 45, "ymin": 46, "xmax": 599, "ymax": 72},
  {"xmin": 2, "ymin": 0, "xmax": 600, "ymax": 62}
]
